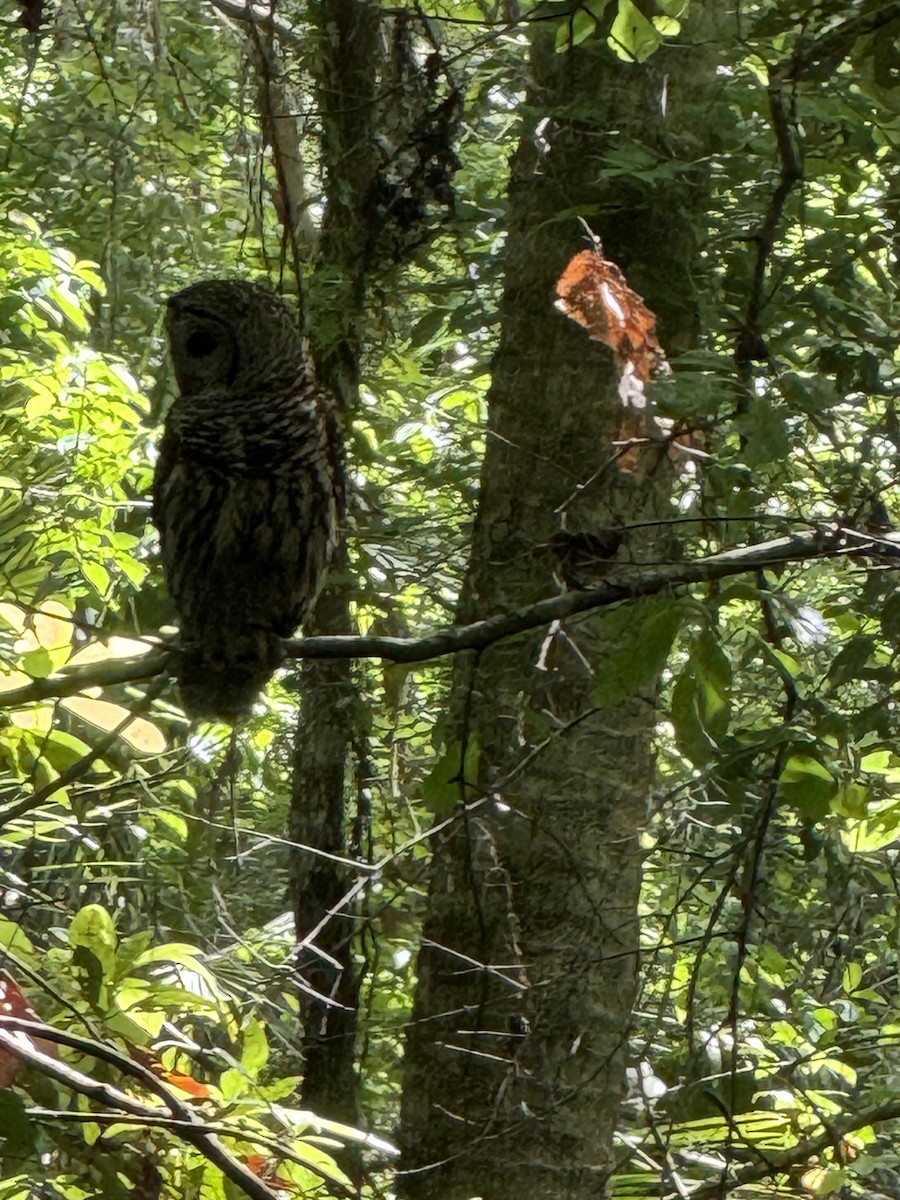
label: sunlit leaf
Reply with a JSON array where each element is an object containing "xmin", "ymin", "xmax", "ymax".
[
  {"xmin": 61, "ymin": 695, "xmax": 166, "ymax": 754},
  {"xmin": 66, "ymin": 635, "xmax": 158, "ymax": 668},
  {"xmin": 69, "ymin": 905, "xmax": 117, "ymax": 977},
  {"xmin": 422, "ymin": 738, "xmax": 480, "ymax": 815}
]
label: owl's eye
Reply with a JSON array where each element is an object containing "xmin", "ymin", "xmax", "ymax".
[{"xmin": 186, "ymin": 330, "xmax": 219, "ymax": 358}]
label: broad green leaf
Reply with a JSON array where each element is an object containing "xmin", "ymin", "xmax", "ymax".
[
  {"xmin": 0, "ymin": 917, "xmax": 37, "ymax": 959},
  {"xmin": 219, "ymin": 1066, "xmax": 246, "ymax": 1102},
  {"xmin": 422, "ymin": 738, "xmax": 480, "ymax": 815},
  {"xmin": 610, "ymin": 0, "xmax": 661, "ymax": 62},
  {"xmin": 842, "ymin": 962, "xmax": 862, "ymax": 994},
  {"xmin": 69, "ymin": 905, "xmax": 117, "ymax": 977},
  {"xmin": 736, "ymin": 397, "xmax": 791, "ymax": 467},
  {"xmin": 596, "ymin": 599, "xmax": 688, "ymax": 707},
  {"xmin": 570, "ymin": 8, "xmax": 597, "ymax": 47},
  {"xmin": 842, "ymin": 801, "xmax": 900, "ymax": 853},
  {"xmin": 132, "ymin": 943, "xmax": 226, "ymax": 1000},
  {"xmin": 671, "ymin": 629, "xmax": 732, "ymax": 765},
  {"xmin": 240, "ymin": 1018, "xmax": 270, "ymax": 1077},
  {"xmin": 778, "ymin": 755, "xmax": 836, "ymax": 819},
  {"xmin": 81, "ymin": 560, "xmax": 111, "ymax": 597},
  {"xmin": 132, "ymin": 942, "xmax": 205, "ymax": 968},
  {"xmin": 21, "ymin": 648, "xmax": 53, "ymax": 679}
]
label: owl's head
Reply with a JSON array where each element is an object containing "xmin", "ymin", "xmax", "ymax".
[{"xmin": 165, "ymin": 279, "xmax": 307, "ymax": 396}]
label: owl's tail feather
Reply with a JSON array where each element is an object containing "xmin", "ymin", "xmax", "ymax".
[{"xmin": 175, "ymin": 630, "xmax": 285, "ymax": 722}]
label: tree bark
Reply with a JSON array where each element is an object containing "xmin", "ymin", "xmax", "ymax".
[
  {"xmin": 291, "ymin": 561, "xmax": 363, "ymax": 1140},
  {"xmin": 398, "ymin": 18, "xmax": 720, "ymax": 1200},
  {"xmin": 290, "ymin": 0, "xmax": 383, "ymax": 1138}
]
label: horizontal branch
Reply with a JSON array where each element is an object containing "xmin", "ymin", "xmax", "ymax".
[
  {"xmin": 0, "ymin": 525, "xmax": 892, "ymax": 711},
  {"xmin": 204, "ymin": 0, "xmax": 302, "ymax": 45},
  {"xmin": 0, "ymin": 649, "xmax": 171, "ymax": 709},
  {"xmin": 289, "ymin": 527, "xmax": 860, "ymax": 663}
]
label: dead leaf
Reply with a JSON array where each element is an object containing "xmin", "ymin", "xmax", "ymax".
[
  {"xmin": 127, "ymin": 1044, "xmax": 211, "ymax": 1100},
  {"xmin": 245, "ymin": 1154, "xmax": 296, "ymax": 1190},
  {"xmin": 555, "ymin": 246, "xmax": 666, "ymax": 382},
  {"xmin": 0, "ymin": 970, "xmax": 57, "ymax": 1087}
]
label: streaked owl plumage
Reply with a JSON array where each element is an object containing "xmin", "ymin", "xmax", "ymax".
[{"xmin": 152, "ymin": 280, "xmax": 343, "ymax": 721}]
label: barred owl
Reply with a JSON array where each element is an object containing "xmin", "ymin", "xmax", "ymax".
[{"xmin": 152, "ymin": 280, "xmax": 344, "ymax": 722}]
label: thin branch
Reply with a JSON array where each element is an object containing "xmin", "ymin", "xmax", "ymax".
[
  {"xmin": 688, "ymin": 1099, "xmax": 900, "ymax": 1200},
  {"xmin": 738, "ymin": 2, "xmax": 900, "ymax": 361},
  {"xmin": 0, "ymin": 677, "xmax": 168, "ymax": 828},
  {"xmin": 0, "ymin": 526, "xmax": 893, "ymax": 712},
  {"xmin": 289, "ymin": 527, "xmax": 858, "ymax": 663},
  {"xmin": 0, "ymin": 1017, "xmax": 280, "ymax": 1200},
  {"xmin": 781, "ymin": 4, "xmax": 900, "ymax": 83},
  {"xmin": 28, "ymin": 1108, "xmax": 387, "ymax": 1183}
]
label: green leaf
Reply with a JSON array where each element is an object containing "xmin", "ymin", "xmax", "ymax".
[
  {"xmin": 736, "ymin": 397, "xmax": 791, "ymax": 467},
  {"xmin": 43, "ymin": 729, "xmax": 93, "ymax": 769},
  {"xmin": 828, "ymin": 635, "xmax": 875, "ymax": 687},
  {"xmin": 70, "ymin": 904, "xmax": 117, "ymax": 978},
  {"xmin": 82, "ymin": 560, "xmax": 111, "ymax": 597},
  {"xmin": 21, "ymin": 648, "xmax": 53, "ymax": 678},
  {"xmin": 0, "ymin": 917, "xmax": 37, "ymax": 959},
  {"xmin": 240, "ymin": 1018, "xmax": 270, "ymax": 1078},
  {"xmin": 671, "ymin": 629, "xmax": 732, "ymax": 765},
  {"xmin": 422, "ymin": 738, "xmax": 480, "ymax": 815},
  {"xmin": 842, "ymin": 801, "xmax": 900, "ymax": 853},
  {"xmin": 131, "ymin": 942, "xmax": 226, "ymax": 999},
  {"xmin": 555, "ymin": 6, "xmax": 604, "ymax": 51},
  {"xmin": 778, "ymin": 755, "xmax": 836, "ymax": 820},
  {"xmin": 842, "ymin": 962, "xmax": 862, "ymax": 994},
  {"xmin": 219, "ymin": 1066, "xmax": 247, "ymax": 1102},
  {"xmin": 596, "ymin": 599, "xmax": 688, "ymax": 707},
  {"xmin": 570, "ymin": 8, "xmax": 597, "ymax": 46},
  {"xmin": 610, "ymin": 0, "xmax": 661, "ymax": 62}
]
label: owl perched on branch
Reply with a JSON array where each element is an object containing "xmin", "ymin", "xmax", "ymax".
[{"xmin": 152, "ymin": 280, "xmax": 344, "ymax": 722}]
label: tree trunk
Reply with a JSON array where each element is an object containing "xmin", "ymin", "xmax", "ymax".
[
  {"xmin": 398, "ymin": 19, "xmax": 719, "ymax": 1200},
  {"xmin": 290, "ymin": 0, "xmax": 383, "ymax": 1136}
]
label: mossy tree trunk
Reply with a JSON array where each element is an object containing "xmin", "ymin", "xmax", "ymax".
[{"xmin": 397, "ymin": 18, "xmax": 722, "ymax": 1200}]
